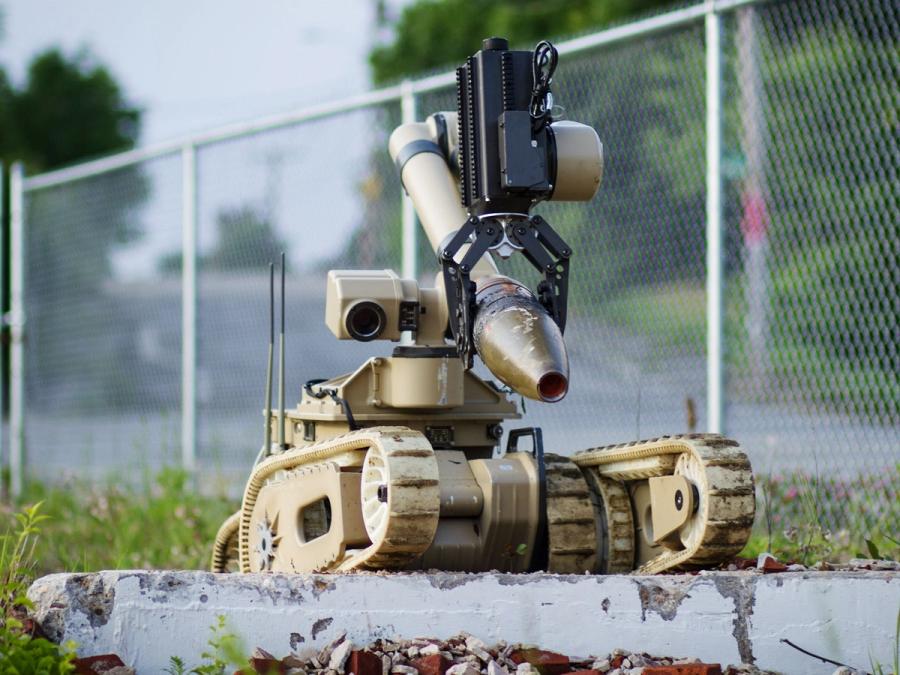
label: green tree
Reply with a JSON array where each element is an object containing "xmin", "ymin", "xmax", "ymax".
[
  {"xmin": 370, "ymin": 0, "xmax": 677, "ymax": 84},
  {"xmin": 8, "ymin": 49, "xmax": 140, "ymax": 170},
  {"xmin": 160, "ymin": 205, "xmax": 288, "ymax": 273},
  {"xmin": 0, "ymin": 48, "xmax": 149, "ymax": 412},
  {"xmin": 357, "ymin": 0, "xmax": 680, "ymax": 281},
  {"xmin": 205, "ymin": 206, "xmax": 287, "ymax": 271}
]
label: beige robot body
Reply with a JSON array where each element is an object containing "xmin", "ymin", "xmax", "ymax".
[{"xmin": 212, "ymin": 43, "xmax": 754, "ymax": 575}]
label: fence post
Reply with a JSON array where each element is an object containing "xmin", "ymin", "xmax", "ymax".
[
  {"xmin": 181, "ymin": 144, "xmax": 198, "ymax": 474},
  {"xmin": 9, "ymin": 162, "xmax": 25, "ymax": 497},
  {"xmin": 400, "ymin": 80, "xmax": 418, "ymax": 281},
  {"xmin": 0, "ymin": 163, "xmax": 4, "ymax": 497},
  {"xmin": 705, "ymin": 2, "xmax": 724, "ymax": 434}
]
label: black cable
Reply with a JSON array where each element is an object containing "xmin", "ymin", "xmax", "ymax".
[
  {"xmin": 303, "ymin": 379, "xmax": 359, "ymax": 430},
  {"xmin": 530, "ymin": 40, "xmax": 558, "ymax": 125}
]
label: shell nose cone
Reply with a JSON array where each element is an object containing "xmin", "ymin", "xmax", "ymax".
[
  {"xmin": 537, "ymin": 371, "xmax": 569, "ymax": 402},
  {"xmin": 472, "ymin": 276, "xmax": 570, "ymax": 402}
]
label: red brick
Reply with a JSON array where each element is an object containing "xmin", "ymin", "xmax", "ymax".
[
  {"xmin": 410, "ymin": 653, "xmax": 451, "ymax": 675},
  {"xmin": 609, "ymin": 655, "xmax": 625, "ymax": 669},
  {"xmin": 349, "ymin": 650, "xmax": 384, "ymax": 675},
  {"xmin": 509, "ymin": 649, "xmax": 570, "ymax": 675},
  {"xmin": 760, "ymin": 556, "xmax": 788, "ymax": 573},
  {"xmin": 71, "ymin": 654, "xmax": 126, "ymax": 674},
  {"xmin": 644, "ymin": 664, "xmax": 723, "ymax": 675},
  {"xmin": 568, "ymin": 670, "xmax": 600, "ymax": 675}
]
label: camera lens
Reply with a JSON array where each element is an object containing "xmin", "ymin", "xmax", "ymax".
[{"xmin": 346, "ymin": 301, "xmax": 386, "ymax": 341}]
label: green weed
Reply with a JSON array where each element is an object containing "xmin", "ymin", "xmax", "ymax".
[
  {"xmin": 0, "ymin": 502, "xmax": 76, "ymax": 673},
  {"xmin": 165, "ymin": 615, "xmax": 252, "ymax": 675},
  {"xmin": 741, "ymin": 467, "xmax": 900, "ymax": 564},
  {"xmin": 869, "ymin": 606, "xmax": 899, "ymax": 675},
  {"xmin": 11, "ymin": 468, "xmax": 233, "ymax": 575}
]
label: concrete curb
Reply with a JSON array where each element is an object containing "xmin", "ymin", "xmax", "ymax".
[{"xmin": 28, "ymin": 570, "xmax": 899, "ymax": 674}]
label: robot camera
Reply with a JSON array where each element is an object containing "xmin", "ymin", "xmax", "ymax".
[
  {"xmin": 325, "ymin": 269, "xmax": 421, "ymax": 342},
  {"xmin": 345, "ymin": 301, "xmax": 387, "ymax": 342}
]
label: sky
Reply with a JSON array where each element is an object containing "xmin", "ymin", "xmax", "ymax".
[
  {"xmin": 0, "ymin": 0, "xmax": 413, "ymax": 277},
  {"xmin": 0, "ymin": 0, "xmax": 382, "ymax": 144}
]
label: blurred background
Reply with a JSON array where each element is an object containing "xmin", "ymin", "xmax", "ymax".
[{"xmin": 0, "ymin": 0, "xmax": 896, "ymax": 560}]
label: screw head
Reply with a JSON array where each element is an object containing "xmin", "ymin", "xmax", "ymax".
[{"xmin": 675, "ymin": 489, "xmax": 684, "ymax": 511}]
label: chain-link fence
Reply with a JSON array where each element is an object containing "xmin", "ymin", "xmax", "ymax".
[{"xmin": 8, "ymin": 0, "xmax": 898, "ymax": 535}]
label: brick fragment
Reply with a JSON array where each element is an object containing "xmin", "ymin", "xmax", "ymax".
[
  {"xmin": 643, "ymin": 664, "xmax": 723, "ymax": 675},
  {"xmin": 568, "ymin": 670, "xmax": 601, "ymax": 675},
  {"xmin": 411, "ymin": 653, "xmax": 451, "ymax": 675},
  {"xmin": 756, "ymin": 553, "xmax": 787, "ymax": 573},
  {"xmin": 350, "ymin": 650, "xmax": 384, "ymax": 675},
  {"xmin": 509, "ymin": 649, "xmax": 570, "ymax": 675},
  {"xmin": 72, "ymin": 654, "xmax": 128, "ymax": 675}
]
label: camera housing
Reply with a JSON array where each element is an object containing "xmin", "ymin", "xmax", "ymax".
[{"xmin": 325, "ymin": 270, "xmax": 448, "ymax": 344}]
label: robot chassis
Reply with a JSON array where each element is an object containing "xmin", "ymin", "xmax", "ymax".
[{"xmin": 212, "ymin": 38, "xmax": 754, "ymax": 576}]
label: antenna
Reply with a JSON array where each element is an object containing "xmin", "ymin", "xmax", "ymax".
[
  {"xmin": 277, "ymin": 251, "xmax": 287, "ymax": 451},
  {"xmin": 263, "ymin": 262, "xmax": 274, "ymax": 456}
]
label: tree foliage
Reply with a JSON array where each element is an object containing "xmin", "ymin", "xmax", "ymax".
[
  {"xmin": 1, "ymin": 48, "xmax": 140, "ymax": 171},
  {"xmin": 370, "ymin": 0, "xmax": 677, "ymax": 84},
  {"xmin": 160, "ymin": 205, "xmax": 287, "ymax": 273},
  {"xmin": 0, "ymin": 48, "xmax": 148, "ymax": 412}
]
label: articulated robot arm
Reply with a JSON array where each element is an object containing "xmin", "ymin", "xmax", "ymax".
[{"xmin": 387, "ymin": 38, "xmax": 603, "ymax": 402}]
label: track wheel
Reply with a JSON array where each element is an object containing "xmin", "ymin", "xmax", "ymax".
[{"xmin": 351, "ymin": 439, "xmax": 441, "ymax": 569}]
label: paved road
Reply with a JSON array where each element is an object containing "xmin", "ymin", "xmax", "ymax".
[{"xmin": 21, "ymin": 273, "xmax": 898, "ymax": 489}]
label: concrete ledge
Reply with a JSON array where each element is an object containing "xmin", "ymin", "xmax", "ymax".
[{"xmin": 29, "ymin": 570, "xmax": 899, "ymax": 674}]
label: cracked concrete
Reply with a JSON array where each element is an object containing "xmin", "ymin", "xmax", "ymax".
[
  {"xmin": 28, "ymin": 570, "xmax": 899, "ymax": 675},
  {"xmin": 636, "ymin": 577, "xmax": 694, "ymax": 621},
  {"xmin": 712, "ymin": 575, "xmax": 756, "ymax": 664}
]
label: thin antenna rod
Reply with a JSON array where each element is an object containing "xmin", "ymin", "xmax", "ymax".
[
  {"xmin": 263, "ymin": 262, "xmax": 274, "ymax": 455},
  {"xmin": 277, "ymin": 252, "xmax": 286, "ymax": 450}
]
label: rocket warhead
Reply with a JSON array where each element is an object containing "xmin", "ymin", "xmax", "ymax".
[{"xmin": 472, "ymin": 276, "xmax": 569, "ymax": 402}]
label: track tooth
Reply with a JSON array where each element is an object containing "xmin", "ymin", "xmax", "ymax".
[
  {"xmin": 391, "ymin": 478, "xmax": 440, "ymax": 488},
  {"xmin": 388, "ymin": 449, "xmax": 435, "ymax": 458},
  {"xmin": 545, "ymin": 455, "xmax": 599, "ymax": 574},
  {"xmin": 708, "ymin": 486, "xmax": 755, "ymax": 497}
]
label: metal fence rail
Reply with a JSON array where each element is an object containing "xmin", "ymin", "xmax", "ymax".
[{"xmin": 7, "ymin": 0, "xmax": 898, "ymax": 534}]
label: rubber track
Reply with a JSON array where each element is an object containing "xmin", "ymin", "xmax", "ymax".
[
  {"xmin": 582, "ymin": 470, "xmax": 635, "ymax": 573},
  {"xmin": 572, "ymin": 433, "xmax": 755, "ymax": 574},
  {"xmin": 233, "ymin": 427, "xmax": 440, "ymax": 573},
  {"xmin": 544, "ymin": 453, "xmax": 598, "ymax": 573}
]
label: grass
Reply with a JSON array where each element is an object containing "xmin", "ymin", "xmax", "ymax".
[
  {"xmin": 4, "ymin": 468, "xmax": 234, "ymax": 576},
  {"xmin": 0, "ymin": 467, "xmax": 896, "ymax": 671},
  {"xmin": 0, "ymin": 498, "xmax": 261, "ymax": 673},
  {"xmin": 0, "ymin": 472, "xmax": 241, "ymax": 671},
  {"xmin": 742, "ymin": 466, "xmax": 900, "ymax": 565},
  {"xmin": 585, "ymin": 282, "xmax": 706, "ymax": 353},
  {"xmin": 0, "ymin": 460, "xmax": 895, "ymax": 578},
  {"xmin": 588, "ymin": 280, "xmax": 898, "ymax": 419},
  {"xmin": 1, "ymin": 503, "xmax": 77, "ymax": 672}
]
